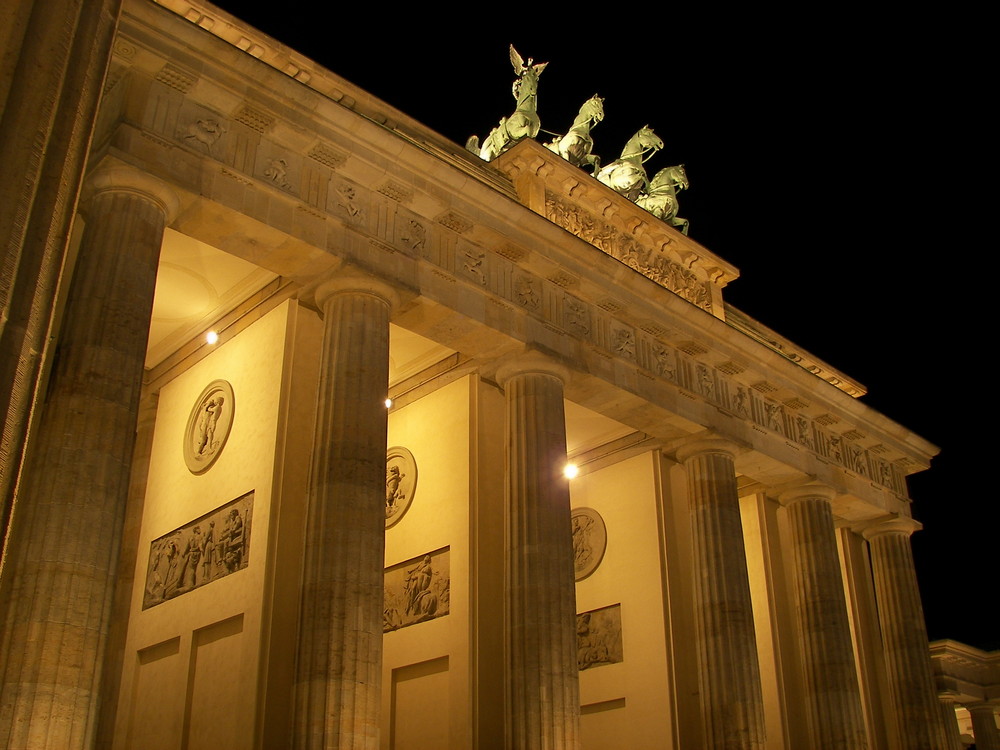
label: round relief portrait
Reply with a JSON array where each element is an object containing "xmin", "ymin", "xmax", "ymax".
[
  {"xmin": 183, "ymin": 380, "xmax": 235, "ymax": 474},
  {"xmin": 571, "ymin": 506, "xmax": 607, "ymax": 581},
  {"xmin": 385, "ymin": 446, "xmax": 418, "ymax": 528}
]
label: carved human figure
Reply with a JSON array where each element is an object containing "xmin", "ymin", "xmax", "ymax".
[
  {"xmin": 572, "ymin": 513, "xmax": 595, "ymax": 570},
  {"xmin": 386, "ymin": 465, "xmax": 405, "ymax": 514},
  {"xmin": 222, "ymin": 509, "xmax": 244, "ymax": 572},
  {"xmin": 404, "ymin": 555, "xmax": 434, "ymax": 616},
  {"xmin": 195, "ymin": 396, "xmax": 224, "ymax": 456}
]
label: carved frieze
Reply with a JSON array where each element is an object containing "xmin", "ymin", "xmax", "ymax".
[
  {"xmin": 576, "ymin": 604, "xmax": 623, "ymax": 671},
  {"xmin": 383, "ymin": 547, "xmax": 450, "ymax": 632},
  {"xmin": 142, "ymin": 491, "xmax": 253, "ymax": 609},
  {"xmin": 544, "ymin": 191, "xmax": 712, "ymax": 312}
]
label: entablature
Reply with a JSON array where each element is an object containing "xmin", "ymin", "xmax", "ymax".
[{"xmin": 109, "ymin": 0, "xmax": 938, "ymax": 517}]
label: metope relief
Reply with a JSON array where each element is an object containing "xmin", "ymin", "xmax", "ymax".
[
  {"xmin": 183, "ymin": 380, "xmax": 235, "ymax": 474},
  {"xmin": 572, "ymin": 507, "xmax": 608, "ymax": 581},
  {"xmin": 385, "ymin": 446, "xmax": 418, "ymax": 528},
  {"xmin": 577, "ymin": 604, "xmax": 623, "ymax": 671},
  {"xmin": 383, "ymin": 547, "xmax": 450, "ymax": 632},
  {"xmin": 143, "ymin": 491, "xmax": 253, "ymax": 609}
]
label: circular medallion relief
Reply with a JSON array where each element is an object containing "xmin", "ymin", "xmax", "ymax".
[
  {"xmin": 571, "ymin": 507, "xmax": 607, "ymax": 581},
  {"xmin": 385, "ymin": 446, "xmax": 417, "ymax": 528},
  {"xmin": 183, "ymin": 380, "xmax": 235, "ymax": 474}
]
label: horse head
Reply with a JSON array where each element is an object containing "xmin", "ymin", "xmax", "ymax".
[
  {"xmin": 637, "ymin": 125, "xmax": 664, "ymax": 153},
  {"xmin": 580, "ymin": 94, "xmax": 605, "ymax": 124}
]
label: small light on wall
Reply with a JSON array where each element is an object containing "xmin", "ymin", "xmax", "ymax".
[
  {"xmin": 563, "ymin": 463, "xmax": 579, "ymax": 479},
  {"xmin": 205, "ymin": 330, "xmax": 219, "ymax": 345},
  {"xmin": 385, "ymin": 398, "xmax": 393, "ymax": 408}
]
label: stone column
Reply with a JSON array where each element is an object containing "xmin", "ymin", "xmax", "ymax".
[
  {"xmin": 938, "ymin": 693, "xmax": 964, "ymax": 750},
  {"xmin": 293, "ymin": 272, "xmax": 396, "ymax": 750},
  {"xmin": 0, "ymin": 0, "xmax": 123, "ymax": 545},
  {"xmin": 0, "ymin": 164, "xmax": 177, "ymax": 749},
  {"xmin": 778, "ymin": 484, "xmax": 867, "ymax": 749},
  {"xmin": 495, "ymin": 353, "xmax": 579, "ymax": 750},
  {"xmin": 968, "ymin": 703, "xmax": 1000, "ymax": 750},
  {"xmin": 675, "ymin": 439, "xmax": 765, "ymax": 749},
  {"xmin": 863, "ymin": 517, "xmax": 949, "ymax": 749}
]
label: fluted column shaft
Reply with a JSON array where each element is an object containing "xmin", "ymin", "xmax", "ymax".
[
  {"xmin": 864, "ymin": 519, "xmax": 949, "ymax": 749},
  {"xmin": 968, "ymin": 703, "xmax": 1000, "ymax": 750},
  {"xmin": 497, "ymin": 355, "xmax": 579, "ymax": 750},
  {"xmin": 293, "ymin": 276, "xmax": 394, "ymax": 750},
  {"xmin": 0, "ymin": 174, "xmax": 172, "ymax": 749},
  {"xmin": 938, "ymin": 694, "xmax": 963, "ymax": 750},
  {"xmin": 780, "ymin": 486, "xmax": 867, "ymax": 749},
  {"xmin": 0, "ymin": 0, "xmax": 123, "ymax": 547},
  {"xmin": 677, "ymin": 439, "xmax": 765, "ymax": 749}
]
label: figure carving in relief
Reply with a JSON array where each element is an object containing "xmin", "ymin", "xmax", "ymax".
[
  {"xmin": 183, "ymin": 118, "xmax": 226, "ymax": 154},
  {"xmin": 764, "ymin": 402, "xmax": 784, "ymax": 433},
  {"xmin": 848, "ymin": 444, "xmax": 868, "ymax": 476},
  {"xmin": 796, "ymin": 416, "xmax": 814, "ymax": 449},
  {"xmin": 596, "ymin": 126, "xmax": 663, "ymax": 201},
  {"xmin": 386, "ymin": 465, "xmax": 406, "ymax": 514},
  {"xmin": 576, "ymin": 607, "xmax": 624, "ymax": 671},
  {"xmin": 613, "ymin": 328, "xmax": 635, "ymax": 359},
  {"xmin": 383, "ymin": 548, "xmax": 450, "ymax": 632},
  {"xmin": 400, "ymin": 219, "xmax": 425, "ymax": 251},
  {"xmin": 467, "ymin": 46, "xmax": 548, "ymax": 161},
  {"xmin": 336, "ymin": 183, "xmax": 364, "ymax": 221},
  {"xmin": 142, "ymin": 493, "xmax": 253, "ymax": 610},
  {"xmin": 733, "ymin": 386, "xmax": 749, "ymax": 416},
  {"xmin": 697, "ymin": 365, "xmax": 714, "ymax": 397},
  {"xmin": 263, "ymin": 157, "xmax": 290, "ymax": 188},
  {"xmin": 546, "ymin": 94, "xmax": 604, "ymax": 172},
  {"xmin": 878, "ymin": 461, "xmax": 892, "ymax": 487},
  {"xmin": 653, "ymin": 345, "xmax": 676, "ymax": 379},
  {"xmin": 828, "ymin": 435, "xmax": 844, "ymax": 463},
  {"xmin": 463, "ymin": 250, "xmax": 487, "ymax": 285},
  {"xmin": 564, "ymin": 297, "xmax": 590, "ymax": 334},
  {"xmin": 572, "ymin": 513, "xmax": 596, "ymax": 572},
  {"xmin": 195, "ymin": 396, "xmax": 224, "ymax": 457},
  {"xmin": 221, "ymin": 508, "xmax": 246, "ymax": 572},
  {"xmin": 636, "ymin": 164, "xmax": 690, "ymax": 235},
  {"xmin": 514, "ymin": 275, "xmax": 539, "ymax": 309}
]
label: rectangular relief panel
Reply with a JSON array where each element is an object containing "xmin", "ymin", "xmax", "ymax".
[
  {"xmin": 390, "ymin": 656, "xmax": 450, "ymax": 750},
  {"xmin": 143, "ymin": 491, "xmax": 253, "ymax": 609},
  {"xmin": 383, "ymin": 547, "xmax": 450, "ymax": 632},
  {"xmin": 183, "ymin": 614, "xmax": 245, "ymax": 750},
  {"xmin": 577, "ymin": 604, "xmax": 624, "ymax": 671}
]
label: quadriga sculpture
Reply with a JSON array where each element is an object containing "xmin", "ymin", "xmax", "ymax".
[{"xmin": 467, "ymin": 46, "xmax": 548, "ymax": 162}]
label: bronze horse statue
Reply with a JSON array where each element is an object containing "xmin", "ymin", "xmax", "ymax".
[
  {"xmin": 467, "ymin": 46, "xmax": 548, "ymax": 162},
  {"xmin": 545, "ymin": 94, "xmax": 604, "ymax": 172},
  {"xmin": 636, "ymin": 164, "xmax": 690, "ymax": 234},
  {"xmin": 595, "ymin": 125, "xmax": 663, "ymax": 201}
]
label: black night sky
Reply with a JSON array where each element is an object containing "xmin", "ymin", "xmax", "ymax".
[{"xmin": 211, "ymin": 3, "xmax": 993, "ymax": 650}]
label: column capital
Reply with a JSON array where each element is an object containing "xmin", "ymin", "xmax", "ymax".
[
  {"xmin": 777, "ymin": 482, "xmax": 838, "ymax": 507},
  {"xmin": 313, "ymin": 268, "xmax": 400, "ymax": 311},
  {"xmin": 674, "ymin": 436, "xmax": 743, "ymax": 464},
  {"xmin": 81, "ymin": 162, "xmax": 180, "ymax": 223},
  {"xmin": 861, "ymin": 514, "xmax": 922, "ymax": 541},
  {"xmin": 494, "ymin": 350, "xmax": 570, "ymax": 390}
]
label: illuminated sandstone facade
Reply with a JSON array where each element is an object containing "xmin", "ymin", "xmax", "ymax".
[{"xmin": 0, "ymin": 1, "xmax": 982, "ymax": 748}]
